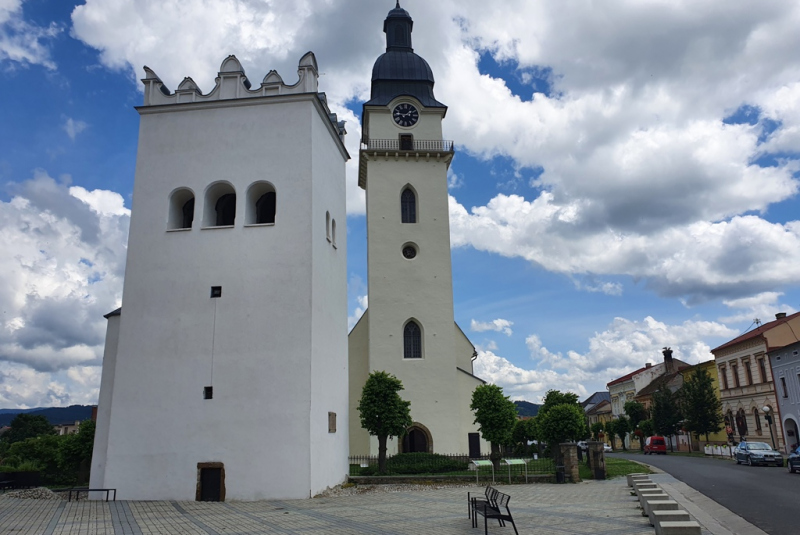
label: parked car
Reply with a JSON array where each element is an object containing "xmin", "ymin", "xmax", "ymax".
[
  {"xmin": 644, "ymin": 436, "xmax": 667, "ymax": 455},
  {"xmin": 603, "ymin": 443, "xmax": 613, "ymax": 453},
  {"xmin": 788, "ymin": 446, "xmax": 800, "ymax": 473},
  {"xmin": 734, "ymin": 441, "xmax": 784, "ymax": 466}
]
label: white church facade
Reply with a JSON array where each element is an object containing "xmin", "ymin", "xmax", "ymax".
[
  {"xmin": 89, "ymin": 53, "xmax": 350, "ymax": 501},
  {"xmin": 348, "ymin": 3, "xmax": 488, "ymax": 457}
]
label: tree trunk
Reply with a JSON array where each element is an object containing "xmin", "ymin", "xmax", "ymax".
[
  {"xmin": 490, "ymin": 442, "xmax": 501, "ymax": 471},
  {"xmin": 378, "ymin": 435, "xmax": 388, "ymax": 474}
]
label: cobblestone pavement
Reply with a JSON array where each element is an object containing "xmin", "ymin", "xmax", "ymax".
[{"xmin": 0, "ymin": 480, "xmax": 653, "ymax": 535}]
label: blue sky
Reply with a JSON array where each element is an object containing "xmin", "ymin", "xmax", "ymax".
[{"xmin": 2, "ymin": 0, "xmax": 800, "ymax": 408}]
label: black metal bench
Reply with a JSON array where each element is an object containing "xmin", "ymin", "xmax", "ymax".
[{"xmin": 469, "ymin": 486, "xmax": 518, "ymax": 534}]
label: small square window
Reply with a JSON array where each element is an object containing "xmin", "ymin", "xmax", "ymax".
[
  {"xmin": 328, "ymin": 412, "xmax": 337, "ymax": 433},
  {"xmin": 204, "ymin": 386, "xmax": 213, "ymax": 400},
  {"xmin": 210, "ymin": 286, "xmax": 222, "ymax": 298}
]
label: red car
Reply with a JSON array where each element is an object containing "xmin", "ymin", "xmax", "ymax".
[{"xmin": 644, "ymin": 436, "xmax": 667, "ymax": 455}]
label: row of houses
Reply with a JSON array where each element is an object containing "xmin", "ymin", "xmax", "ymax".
[{"xmin": 583, "ymin": 311, "xmax": 800, "ymax": 453}]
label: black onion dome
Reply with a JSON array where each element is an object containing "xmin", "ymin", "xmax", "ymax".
[{"xmin": 364, "ymin": 2, "xmax": 446, "ymax": 109}]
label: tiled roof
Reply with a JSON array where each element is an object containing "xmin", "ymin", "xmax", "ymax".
[
  {"xmin": 581, "ymin": 391, "xmax": 611, "ymax": 408},
  {"xmin": 607, "ymin": 365, "xmax": 651, "ymax": 387},
  {"xmin": 633, "ymin": 365, "xmax": 690, "ymax": 398},
  {"xmin": 711, "ymin": 311, "xmax": 800, "ymax": 353}
]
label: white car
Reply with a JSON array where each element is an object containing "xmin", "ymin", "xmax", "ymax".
[{"xmin": 603, "ymin": 444, "xmax": 613, "ymax": 453}]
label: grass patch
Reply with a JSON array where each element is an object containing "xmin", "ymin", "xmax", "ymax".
[{"xmin": 579, "ymin": 457, "xmax": 653, "ymax": 480}]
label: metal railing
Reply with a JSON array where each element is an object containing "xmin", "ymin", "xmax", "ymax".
[
  {"xmin": 348, "ymin": 452, "xmax": 556, "ymax": 477},
  {"xmin": 360, "ymin": 139, "xmax": 455, "ymax": 152}
]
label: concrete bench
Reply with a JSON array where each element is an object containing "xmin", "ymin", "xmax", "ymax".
[
  {"xmin": 651, "ymin": 510, "xmax": 690, "ymax": 527},
  {"xmin": 639, "ymin": 491, "xmax": 669, "ymax": 509},
  {"xmin": 627, "ymin": 473, "xmax": 650, "ymax": 486},
  {"xmin": 644, "ymin": 499, "xmax": 679, "ymax": 518},
  {"xmin": 655, "ymin": 520, "xmax": 701, "ymax": 535},
  {"xmin": 633, "ymin": 481, "xmax": 658, "ymax": 496}
]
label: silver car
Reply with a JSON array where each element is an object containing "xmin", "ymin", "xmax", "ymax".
[{"xmin": 734, "ymin": 441, "xmax": 784, "ymax": 466}]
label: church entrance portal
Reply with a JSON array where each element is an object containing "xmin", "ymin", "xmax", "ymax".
[
  {"xmin": 196, "ymin": 462, "xmax": 225, "ymax": 502},
  {"xmin": 401, "ymin": 424, "xmax": 432, "ymax": 453}
]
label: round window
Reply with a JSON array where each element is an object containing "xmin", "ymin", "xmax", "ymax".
[{"xmin": 402, "ymin": 245, "xmax": 417, "ymax": 259}]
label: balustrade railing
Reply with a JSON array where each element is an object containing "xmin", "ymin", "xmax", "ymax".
[{"xmin": 361, "ymin": 138, "xmax": 454, "ymax": 152}]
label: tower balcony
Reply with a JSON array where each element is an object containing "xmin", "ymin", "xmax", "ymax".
[{"xmin": 358, "ymin": 138, "xmax": 455, "ymax": 189}]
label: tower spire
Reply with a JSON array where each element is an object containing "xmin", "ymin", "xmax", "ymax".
[{"xmin": 384, "ymin": 1, "xmax": 413, "ymax": 51}]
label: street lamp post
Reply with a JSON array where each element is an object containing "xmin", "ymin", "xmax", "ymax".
[{"xmin": 762, "ymin": 406, "xmax": 777, "ymax": 450}]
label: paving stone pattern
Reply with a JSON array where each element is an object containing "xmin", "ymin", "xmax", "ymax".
[{"xmin": 0, "ymin": 480, "xmax": 653, "ymax": 535}]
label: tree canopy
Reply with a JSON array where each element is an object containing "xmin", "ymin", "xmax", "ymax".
[
  {"xmin": 652, "ymin": 385, "xmax": 682, "ymax": 450},
  {"xmin": 537, "ymin": 403, "xmax": 586, "ymax": 446},
  {"xmin": 623, "ymin": 401, "xmax": 648, "ymax": 429},
  {"xmin": 1, "ymin": 414, "xmax": 56, "ymax": 445},
  {"xmin": 470, "ymin": 384, "xmax": 517, "ymax": 465},
  {"xmin": 357, "ymin": 371, "xmax": 412, "ymax": 474},
  {"xmin": 681, "ymin": 367, "xmax": 724, "ymax": 441}
]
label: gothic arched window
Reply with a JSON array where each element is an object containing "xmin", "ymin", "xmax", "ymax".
[
  {"xmin": 401, "ymin": 187, "xmax": 416, "ymax": 223},
  {"xmin": 404, "ymin": 320, "xmax": 422, "ymax": 359}
]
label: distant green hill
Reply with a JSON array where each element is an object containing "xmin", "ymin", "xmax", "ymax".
[
  {"xmin": 514, "ymin": 400, "xmax": 540, "ymax": 417},
  {"xmin": 0, "ymin": 405, "xmax": 93, "ymax": 427}
]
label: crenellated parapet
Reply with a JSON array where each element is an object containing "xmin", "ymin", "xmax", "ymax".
[{"xmin": 141, "ymin": 52, "xmax": 346, "ymax": 139}]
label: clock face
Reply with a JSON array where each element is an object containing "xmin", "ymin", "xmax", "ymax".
[{"xmin": 393, "ymin": 103, "xmax": 419, "ymax": 127}]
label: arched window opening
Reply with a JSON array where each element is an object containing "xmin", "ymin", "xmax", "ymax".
[
  {"xmin": 404, "ymin": 320, "xmax": 422, "ymax": 359},
  {"xmin": 735, "ymin": 408, "xmax": 748, "ymax": 437},
  {"xmin": 331, "ymin": 219, "xmax": 337, "ymax": 247},
  {"xmin": 203, "ymin": 182, "xmax": 236, "ymax": 227},
  {"xmin": 326, "ymin": 211, "xmax": 331, "ymax": 241},
  {"xmin": 401, "ymin": 187, "xmax": 416, "ymax": 223},
  {"xmin": 215, "ymin": 194, "xmax": 236, "ymax": 226},
  {"xmin": 245, "ymin": 182, "xmax": 276, "ymax": 225},
  {"xmin": 168, "ymin": 188, "xmax": 195, "ymax": 230},
  {"xmin": 753, "ymin": 408, "xmax": 762, "ymax": 432}
]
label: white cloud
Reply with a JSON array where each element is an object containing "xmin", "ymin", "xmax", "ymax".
[
  {"xmin": 348, "ymin": 294, "xmax": 368, "ymax": 330},
  {"xmin": 63, "ymin": 118, "xmax": 88, "ymax": 141},
  {"xmin": 719, "ymin": 292, "xmax": 795, "ymax": 324},
  {"xmin": 475, "ymin": 315, "xmax": 738, "ymax": 402},
  {"xmin": 0, "ymin": 0, "xmax": 60, "ymax": 69},
  {"xmin": 0, "ymin": 171, "xmax": 129, "ymax": 379},
  {"xmin": 471, "ymin": 318, "xmax": 513, "ymax": 336},
  {"xmin": 0, "ymin": 361, "xmax": 101, "ymax": 408}
]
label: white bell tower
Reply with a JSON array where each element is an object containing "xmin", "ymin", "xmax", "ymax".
[{"xmin": 349, "ymin": 2, "xmax": 487, "ymax": 456}]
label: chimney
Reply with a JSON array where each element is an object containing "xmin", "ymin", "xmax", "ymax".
[
  {"xmin": 662, "ymin": 347, "xmax": 674, "ymax": 374},
  {"xmin": 776, "ymin": 312, "xmax": 787, "ymax": 320},
  {"xmin": 645, "ymin": 363, "xmax": 652, "ymax": 369}
]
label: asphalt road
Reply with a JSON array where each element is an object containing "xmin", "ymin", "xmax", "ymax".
[{"xmin": 609, "ymin": 451, "xmax": 798, "ymax": 535}]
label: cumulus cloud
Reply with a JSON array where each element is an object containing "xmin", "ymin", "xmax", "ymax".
[
  {"xmin": 475, "ymin": 315, "xmax": 738, "ymax": 402},
  {"xmin": 470, "ymin": 318, "xmax": 514, "ymax": 336},
  {"xmin": 0, "ymin": 0, "xmax": 60, "ymax": 69},
  {"xmin": 63, "ymin": 117, "xmax": 88, "ymax": 141},
  {"xmin": 719, "ymin": 292, "xmax": 795, "ymax": 324},
  {"xmin": 0, "ymin": 171, "xmax": 129, "ymax": 379},
  {"xmin": 348, "ymin": 294, "xmax": 368, "ymax": 330}
]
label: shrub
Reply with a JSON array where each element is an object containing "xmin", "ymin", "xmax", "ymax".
[{"xmin": 384, "ymin": 453, "xmax": 469, "ymax": 474}]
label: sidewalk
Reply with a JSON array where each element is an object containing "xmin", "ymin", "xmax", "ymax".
[{"xmin": 0, "ymin": 474, "xmax": 766, "ymax": 535}]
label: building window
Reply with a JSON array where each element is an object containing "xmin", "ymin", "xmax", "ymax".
[
  {"xmin": 204, "ymin": 386, "xmax": 213, "ymax": 400},
  {"xmin": 735, "ymin": 408, "xmax": 748, "ymax": 436},
  {"xmin": 168, "ymin": 188, "xmax": 195, "ymax": 230},
  {"xmin": 399, "ymin": 134, "xmax": 414, "ymax": 150},
  {"xmin": 245, "ymin": 181, "xmax": 276, "ymax": 225},
  {"xmin": 401, "ymin": 187, "xmax": 416, "ymax": 223},
  {"xmin": 203, "ymin": 182, "xmax": 236, "ymax": 227},
  {"xmin": 720, "ymin": 366, "xmax": 729, "ymax": 390},
  {"xmin": 744, "ymin": 361, "xmax": 753, "ymax": 385},
  {"xmin": 328, "ymin": 412, "xmax": 337, "ymax": 433},
  {"xmin": 753, "ymin": 408, "xmax": 762, "ymax": 432},
  {"xmin": 732, "ymin": 364, "xmax": 740, "ymax": 388},
  {"xmin": 781, "ymin": 377, "xmax": 788, "ymax": 398},
  {"xmin": 403, "ymin": 320, "xmax": 422, "ymax": 359},
  {"xmin": 757, "ymin": 357, "xmax": 767, "ymax": 383}
]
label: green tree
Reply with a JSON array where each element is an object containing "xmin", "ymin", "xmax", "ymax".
[
  {"xmin": 613, "ymin": 416, "xmax": 631, "ymax": 451},
  {"xmin": 58, "ymin": 420, "xmax": 96, "ymax": 484},
  {"xmin": 605, "ymin": 419, "xmax": 618, "ymax": 450},
  {"xmin": 7, "ymin": 435, "xmax": 61, "ymax": 478},
  {"xmin": 511, "ymin": 418, "xmax": 538, "ymax": 455},
  {"xmin": 537, "ymin": 404, "xmax": 586, "ymax": 461},
  {"xmin": 540, "ymin": 390, "xmax": 580, "ymax": 413},
  {"xmin": 652, "ymin": 385, "xmax": 682, "ymax": 451},
  {"xmin": 590, "ymin": 422, "xmax": 604, "ymax": 440},
  {"xmin": 1, "ymin": 414, "xmax": 56, "ymax": 445},
  {"xmin": 470, "ymin": 384, "xmax": 517, "ymax": 468},
  {"xmin": 357, "ymin": 371, "xmax": 412, "ymax": 474},
  {"xmin": 639, "ymin": 419, "xmax": 655, "ymax": 438},
  {"xmin": 624, "ymin": 401, "xmax": 648, "ymax": 450},
  {"xmin": 681, "ymin": 367, "xmax": 724, "ymax": 442}
]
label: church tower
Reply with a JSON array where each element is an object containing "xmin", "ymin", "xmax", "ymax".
[
  {"xmin": 90, "ymin": 53, "xmax": 350, "ymax": 501},
  {"xmin": 349, "ymin": 3, "xmax": 487, "ymax": 456}
]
